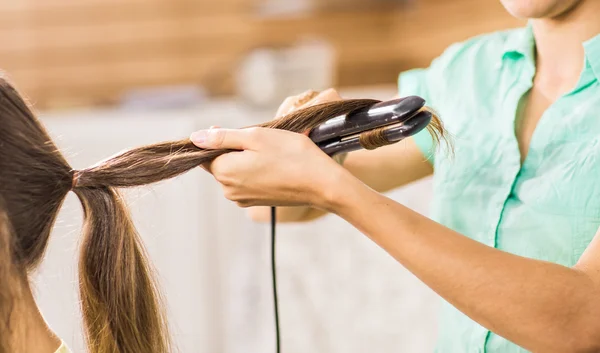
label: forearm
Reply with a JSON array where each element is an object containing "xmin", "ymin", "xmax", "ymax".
[
  {"xmin": 247, "ymin": 205, "xmax": 326, "ymax": 223},
  {"xmin": 329, "ymin": 175, "xmax": 600, "ymax": 352}
]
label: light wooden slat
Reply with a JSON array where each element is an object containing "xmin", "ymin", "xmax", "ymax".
[
  {"xmin": 257, "ymin": 10, "xmax": 396, "ymax": 37},
  {"xmin": 0, "ymin": 0, "xmax": 252, "ymax": 13},
  {"xmin": 9, "ymin": 53, "xmax": 239, "ymax": 90},
  {"xmin": 0, "ymin": 14, "xmax": 252, "ymax": 54},
  {"xmin": 0, "ymin": 1, "xmax": 250, "ymax": 30},
  {"xmin": 0, "ymin": 34, "xmax": 251, "ymax": 71}
]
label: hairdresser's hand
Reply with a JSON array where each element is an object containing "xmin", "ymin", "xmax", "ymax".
[
  {"xmin": 276, "ymin": 88, "xmax": 348, "ymax": 165},
  {"xmin": 190, "ymin": 127, "xmax": 352, "ymax": 209}
]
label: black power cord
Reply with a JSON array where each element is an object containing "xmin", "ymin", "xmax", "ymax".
[{"xmin": 270, "ymin": 206, "xmax": 281, "ymax": 353}]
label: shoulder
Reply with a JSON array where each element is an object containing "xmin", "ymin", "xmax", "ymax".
[
  {"xmin": 398, "ymin": 27, "xmax": 527, "ymax": 98},
  {"xmin": 431, "ymin": 27, "xmax": 526, "ymax": 76}
]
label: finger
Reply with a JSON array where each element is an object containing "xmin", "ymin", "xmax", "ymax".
[
  {"xmin": 204, "ymin": 150, "xmax": 249, "ymax": 181},
  {"xmin": 276, "ymin": 96, "xmax": 299, "ymax": 118},
  {"xmin": 294, "ymin": 89, "xmax": 320, "ymax": 107},
  {"xmin": 278, "ymin": 89, "xmax": 320, "ymax": 117},
  {"xmin": 190, "ymin": 127, "xmax": 261, "ymax": 150},
  {"xmin": 197, "ymin": 125, "xmax": 221, "ymax": 159},
  {"xmin": 306, "ymin": 88, "xmax": 342, "ymax": 106},
  {"xmin": 202, "ymin": 155, "xmax": 223, "ymax": 176},
  {"xmin": 199, "ymin": 127, "xmax": 219, "ymax": 171},
  {"xmin": 297, "ymin": 89, "xmax": 343, "ymax": 136},
  {"xmin": 203, "ymin": 160, "xmax": 216, "ymax": 175}
]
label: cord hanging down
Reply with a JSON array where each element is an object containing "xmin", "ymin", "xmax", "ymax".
[{"xmin": 270, "ymin": 206, "xmax": 281, "ymax": 353}]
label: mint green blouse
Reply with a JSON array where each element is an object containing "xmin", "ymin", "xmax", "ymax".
[{"xmin": 398, "ymin": 25, "xmax": 600, "ymax": 353}]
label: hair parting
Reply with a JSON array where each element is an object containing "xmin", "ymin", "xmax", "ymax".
[{"xmin": 0, "ymin": 73, "xmax": 446, "ymax": 353}]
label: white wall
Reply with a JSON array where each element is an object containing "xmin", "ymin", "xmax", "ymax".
[{"xmin": 35, "ymin": 88, "xmax": 440, "ymax": 353}]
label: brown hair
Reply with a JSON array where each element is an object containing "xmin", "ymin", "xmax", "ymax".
[
  {"xmin": 0, "ymin": 197, "xmax": 24, "ymax": 353},
  {"xmin": 0, "ymin": 76, "xmax": 444, "ymax": 352},
  {"xmin": 0, "ymin": 78, "xmax": 170, "ymax": 353}
]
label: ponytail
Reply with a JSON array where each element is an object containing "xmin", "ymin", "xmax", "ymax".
[
  {"xmin": 0, "ymin": 76, "xmax": 172, "ymax": 353},
  {"xmin": 74, "ymin": 186, "xmax": 169, "ymax": 353}
]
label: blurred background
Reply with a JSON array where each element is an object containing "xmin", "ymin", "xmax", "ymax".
[{"xmin": 1, "ymin": 1, "xmax": 523, "ymax": 352}]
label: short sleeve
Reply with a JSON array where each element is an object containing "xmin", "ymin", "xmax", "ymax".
[{"xmin": 397, "ymin": 42, "xmax": 466, "ymax": 164}]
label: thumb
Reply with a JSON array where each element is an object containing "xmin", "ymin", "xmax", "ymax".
[{"xmin": 190, "ymin": 128, "xmax": 255, "ymax": 150}]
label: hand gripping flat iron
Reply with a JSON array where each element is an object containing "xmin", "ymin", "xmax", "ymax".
[{"xmin": 309, "ymin": 96, "xmax": 432, "ymax": 156}]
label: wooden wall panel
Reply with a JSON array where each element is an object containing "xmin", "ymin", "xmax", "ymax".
[
  {"xmin": 0, "ymin": 0, "xmax": 255, "ymax": 107},
  {"xmin": 0, "ymin": 0, "xmax": 523, "ymax": 109},
  {"xmin": 259, "ymin": 0, "xmax": 523, "ymax": 87}
]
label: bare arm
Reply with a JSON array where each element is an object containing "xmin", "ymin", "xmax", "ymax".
[
  {"xmin": 196, "ymin": 123, "xmax": 600, "ymax": 352},
  {"xmin": 247, "ymin": 89, "xmax": 433, "ymax": 223},
  {"xmin": 326, "ymin": 172, "xmax": 600, "ymax": 353}
]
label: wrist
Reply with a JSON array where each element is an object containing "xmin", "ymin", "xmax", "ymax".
[{"xmin": 313, "ymin": 164, "xmax": 370, "ymax": 214}]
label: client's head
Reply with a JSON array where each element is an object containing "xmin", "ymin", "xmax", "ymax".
[{"xmin": 0, "ymin": 76, "xmax": 170, "ymax": 353}]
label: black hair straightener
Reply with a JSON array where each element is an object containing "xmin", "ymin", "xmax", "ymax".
[
  {"xmin": 269, "ymin": 95, "xmax": 434, "ymax": 353},
  {"xmin": 309, "ymin": 95, "xmax": 431, "ymax": 155}
]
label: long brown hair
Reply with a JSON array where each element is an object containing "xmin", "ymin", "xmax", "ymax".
[
  {"xmin": 0, "ymin": 77, "xmax": 170, "ymax": 353},
  {"xmin": 0, "ymin": 196, "xmax": 25, "ymax": 353},
  {"xmin": 0, "ymin": 76, "xmax": 444, "ymax": 353}
]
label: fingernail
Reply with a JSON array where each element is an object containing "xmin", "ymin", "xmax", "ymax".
[{"xmin": 190, "ymin": 130, "xmax": 208, "ymax": 145}]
